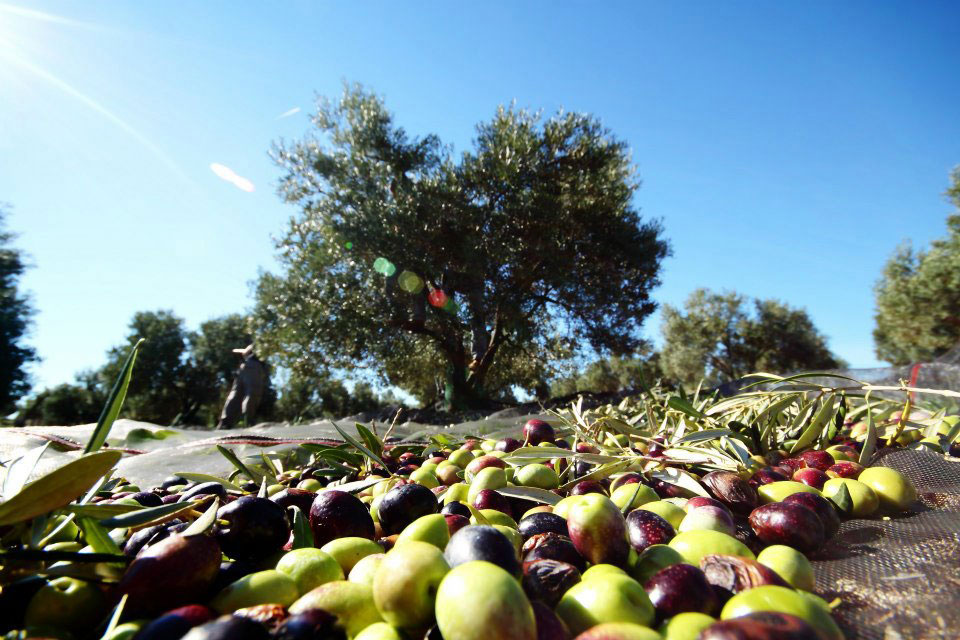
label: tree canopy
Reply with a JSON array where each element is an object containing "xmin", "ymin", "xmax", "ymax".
[
  {"xmin": 0, "ymin": 205, "xmax": 37, "ymax": 415},
  {"xmin": 254, "ymin": 84, "xmax": 669, "ymax": 407},
  {"xmin": 873, "ymin": 167, "xmax": 960, "ymax": 365},
  {"xmin": 660, "ymin": 288, "xmax": 843, "ymax": 388}
]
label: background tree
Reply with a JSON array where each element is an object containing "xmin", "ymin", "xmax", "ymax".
[
  {"xmin": 99, "ymin": 310, "xmax": 191, "ymax": 425},
  {"xmin": 0, "ymin": 205, "xmax": 38, "ymax": 415},
  {"xmin": 874, "ymin": 167, "xmax": 960, "ymax": 364},
  {"xmin": 660, "ymin": 288, "xmax": 842, "ymax": 388},
  {"xmin": 550, "ymin": 352, "xmax": 663, "ymax": 396},
  {"xmin": 14, "ymin": 371, "xmax": 104, "ymax": 426},
  {"xmin": 255, "ymin": 84, "xmax": 669, "ymax": 408}
]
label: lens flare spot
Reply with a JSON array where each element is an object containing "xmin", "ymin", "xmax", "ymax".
[
  {"xmin": 344, "ymin": 241, "xmax": 353, "ymax": 250},
  {"xmin": 428, "ymin": 289, "xmax": 448, "ymax": 308},
  {"xmin": 442, "ymin": 298, "xmax": 459, "ymax": 314},
  {"xmin": 373, "ymin": 257, "xmax": 397, "ymax": 277},
  {"xmin": 398, "ymin": 270, "xmax": 424, "ymax": 294}
]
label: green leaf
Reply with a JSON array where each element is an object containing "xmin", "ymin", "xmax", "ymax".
[
  {"xmin": 650, "ymin": 467, "xmax": 709, "ymax": 497},
  {"xmin": 332, "ymin": 421, "xmax": 389, "ymax": 472},
  {"xmin": 66, "ymin": 503, "xmax": 141, "ymax": 519},
  {"xmin": 99, "ymin": 499, "xmax": 208, "ymax": 529},
  {"xmin": 829, "ymin": 482, "xmax": 853, "ymax": 515},
  {"xmin": 0, "ymin": 549, "xmax": 131, "ymax": 564},
  {"xmin": 668, "ymin": 396, "xmax": 705, "ymax": 419},
  {"xmin": 257, "ymin": 477, "xmax": 269, "ymax": 498},
  {"xmin": 560, "ymin": 460, "xmax": 630, "ymax": 491},
  {"xmin": 329, "ymin": 476, "xmax": 385, "ymax": 494},
  {"xmin": 100, "ymin": 594, "xmax": 128, "ymax": 640},
  {"xmin": 183, "ymin": 497, "xmax": 219, "ymax": 536},
  {"xmin": 77, "ymin": 517, "xmax": 123, "ymax": 555},
  {"xmin": 676, "ymin": 429, "xmax": 735, "ymax": 445},
  {"xmin": 217, "ymin": 445, "xmax": 262, "ymax": 483},
  {"xmin": 289, "ymin": 505, "xmax": 314, "ymax": 548},
  {"xmin": 497, "ymin": 486, "xmax": 562, "ymax": 505},
  {"xmin": 465, "ymin": 502, "xmax": 490, "ymax": 525},
  {"xmin": 260, "ymin": 454, "xmax": 280, "ymax": 483},
  {"xmin": 0, "ymin": 450, "xmax": 122, "ymax": 526},
  {"xmin": 859, "ymin": 400, "xmax": 879, "ymax": 465},
  {"xmin": 174, "ymin": 472, "xmax": 244, "ymax": 492},
  {"xmin": 3, "ymin": 443, "xmax": 51, "ymax": 500},
  {"xmin": 790, "ymin": 396, "xmax": 837, "ymax": 454},
  {"xmin": 85, "ymin": 339, "xmax": 143, "ymax": 454},
  {"xmin": 356, "ymin": 423, "xmax": 384, "ymax": 459}
]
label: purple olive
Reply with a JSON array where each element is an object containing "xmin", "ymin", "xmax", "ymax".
[
  {"xmin": 309, "ymin": 490, "xmax": 375, "ymax": 546},
  {"xmin": 523, "ymin": 419, "xmax": 556, "ymax": 445},
  {"xmin": 569, "ymin": 480, "xmax": 606, "ymax": 496},
  {"xmin": 445, "ymin": 525, "xmax": 520, "ymax": 575},
  {"xmin": 137, "ymin": 605, "xmax": 216, "ymax": 640},
  {"xmin": 518, "ymin": 512, "xmax": 569, "ymax": 540},
  {"xmin": 180, "ymin": 615, "xmax": 269, "ymax": 640},
  {"xmin": 472, "ymin": 489, "xmax": 512, "ymax": 515},
  {"xmin": 643, "ymin": 563, "xmax": 717, "ymax": 620},
  {"xmin": 441, "ymin": 501, "xmax": 472, "ymax": 518},
  {"xmin": 216, "ymin": 496, "xmax": 289, "ymax": 562},
  {"xmin": 377, "ymin": 483, "xmax": 439, "ymax": 535},
  {"xmin": 269, "ymin": 488, "xmax": 317, "ymax": 514},
  {"xmin": 495, "ymin": 438, "xmax": 522, "ymax": 452},
  {"xmin": 782, "ymin": 492, "xmax": 841, "ymax": 538},
  {"xmin": 748, "ymin": 503, "xmax": 825, "ymax": 552},
  {"xmin": 531, "ymin": 601, "xmax": 570, "ymax": 640},
  {"xmin": 626, "ymin": 509, "xmax": 675, "ymax": 552}
]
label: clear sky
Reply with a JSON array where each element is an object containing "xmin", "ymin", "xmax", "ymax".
[{"xmin": 2, "ymin": 1, "xmax": 959, "ymax": 391}]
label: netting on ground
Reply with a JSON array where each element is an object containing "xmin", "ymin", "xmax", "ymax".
[{"xmin": 814, "ymin": 448, "xmax": 960, "ymax": 640}]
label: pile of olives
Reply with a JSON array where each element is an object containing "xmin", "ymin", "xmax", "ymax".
[{"xmin": 0, "ymin": 418, "xmax": 923, "ymax": 640}]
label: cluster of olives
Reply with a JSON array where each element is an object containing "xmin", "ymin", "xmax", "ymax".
[{"xmin": 0, "ymin": 418, "xmax": 920, "ymax": 640}]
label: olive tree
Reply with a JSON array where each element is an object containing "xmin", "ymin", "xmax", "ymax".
[{"xmin": 255, "ymin": 85, "xmax": 669, "ymax": 408}]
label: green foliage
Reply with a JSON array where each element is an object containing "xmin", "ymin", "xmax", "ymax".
[
  {"xmin": 15, "ymin": 373, "xmax": 105, "ymax": 426},
  {"xmin": 551, "ymin": 353, "xmax": 663, "ymax": 396},
  {"xmin": 254, "ymin": 84, "xmax": 669, "ymax": 408},
  {"xmin": 660, "ymin": 288, "xmax": 842, "ymax": 389},
  {"xmin": 273, "ymin": 370, "xmax": 389, "ymax": 422},
  {"xmin": 873, "ymin": 167, "xmax": 960, "ymax": 365},
  {"xmin": 0, "ymin": 205, "xmax": 37, "ymax": 415},
  {"xmin": 98, "ymin": 310, "xmax": 191, "ymax": 425}
]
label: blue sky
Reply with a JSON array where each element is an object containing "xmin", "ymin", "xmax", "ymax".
[{"xmin": 2, "ymin": 1, "xmax": 958, "ymax": 392}]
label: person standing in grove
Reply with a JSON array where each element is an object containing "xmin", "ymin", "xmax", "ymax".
[{"xmin": 217, "ymin": 344, "xmax": 266, "ymax": 429}]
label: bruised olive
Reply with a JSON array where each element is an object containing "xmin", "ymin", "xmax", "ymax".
[
  {"xmin": 699, "ymin": 554, "xmax": 789, "ymax": 605},
  {"xmin": 701, "ymin": 471, "xmax": 758, "ymax": 515},
  {"xmin": 522, "ymin": 559, "xmax": 582, "ymax": 608},
  {"xmin": 522, "ymin": 532, "xmax": 587, "ymax": 573},
  {"xmin": 699, "ymin": 611, "xmax": 821, "ymax": 640}
]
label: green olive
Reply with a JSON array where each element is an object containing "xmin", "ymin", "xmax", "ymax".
[
  {"xmin": 638, "ymin": 501, "xmax": 686, "ymax": 529},
  {"xmin": 721, "ymin": 585, "xmax": 843, "ymax": 640},
  {"xmin": 756, "ymin": 544, "xmax": 815, "ymax": 591},
  {"xmin": 822, "ymin": 478, "xmax": 879, "ymax": 517},
  {"xmin": 659, "ymin": 612, "xmax": 716, "ymax": 640},
  {"xmin": 857, "ymin": 467, "xmax": 917, "ymax": 511},
  {"xmin": 757, "ymin": 481, "xmax": 822, "ymax": 504},
  {"xmin": 668, "ymin": 530, "xmax": 754, "ymax": 565}
]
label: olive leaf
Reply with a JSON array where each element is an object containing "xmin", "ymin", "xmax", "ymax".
[
  {"xmin": 257, "ymin": 477, "xmax": 269, "ymax": 498},
  {"xmin": 497, "ymin": 486, "xmax": 561, "ymax": 505},
  {"xmin": 465, "ymin": 502, "xmax": 490, "ymax": 525},
  {"xmin": 99, "ymin": 498, "xmax": 208, "ymax": 529},
  {"xmin": 85, "ymin": 339, "xmax": 143, "ymax": 454},
  {"xmin": 217, "ymin": 445, "xmax": 263, "ymax": 483},
  {"xmin": 3, "ymin": 443, "xmax": 51, "ymax": 500},
  {"xmin": 332, "ymin": 421, "xmax": 390, "ymax": 472},
  {"xmin": 183, "ymin": 497, "xmax": 219, "ymax": 536},
  {"xmin": 77, "ymin": 518, "xmax": 123, "ymax": 556},
  {"xmin": 0, "ymin": 450, "xmax": 122, "ymax": 526},
  {"xmin": 790, "ymin": 396, "xmax": 837, "ymax": 454},
  {"xmin": 668, "ymin": 396, "xmax": 706, "ymax": 420},
  {"xmin": 828, "ymin": 483, "xmax": 853, "ymax": 515},
  {"xmin": 99, "ymin": 594, "xmax": 128, "ymax": 640},
  {"xmin": 331, "ymin": 476, "xmax": 385, "ymax": 494},
  {"xmin": 174, "ymin": 472, "xmax": 243, "ymax": 492},
  {"xmin": 0, "ymin": 548, "xmax": 131, "ymax": 563},
  {"xmin": 66, "ymin": 503, "xmax": 141, "ymax": 519},
  {"xmin": 289, "ymin": 505, "xmax": 314, "ymax": 548},
  {"xmin": 859, "ymin": 397, "xmax": 879, "ymax": 466},
  {"xmin": 649, "ymin": 467, "xmax": 709, "ymax": 497}
]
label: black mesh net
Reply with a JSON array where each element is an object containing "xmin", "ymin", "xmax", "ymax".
[{"xmin": 813, "ymin": 448, "xmax": 960, "ymax": 640}]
